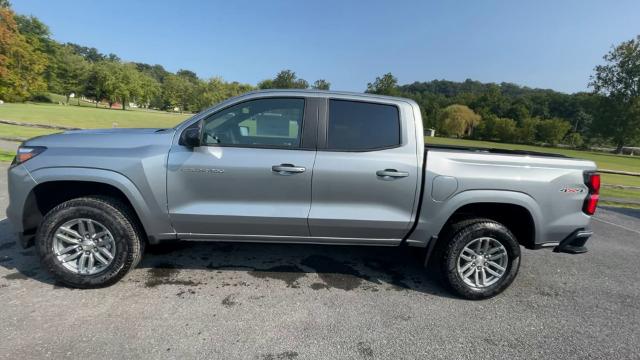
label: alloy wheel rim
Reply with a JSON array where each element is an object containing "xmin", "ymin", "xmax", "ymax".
[
  {"xmin": 456, "ymin": 237, "xmax": 508, "ymax": 289},
  {"xmin": 52, "ymin": 218, "xmax": 116, "ymax": 275}
]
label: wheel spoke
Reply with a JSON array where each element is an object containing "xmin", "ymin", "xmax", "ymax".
[
  {"xmin": 462, "ymin": 266, "xmax": 475, "ymax": 279},
  {"xmin": 93, "ymin": 231, "xmax": 108, "ymax": 241},
  {"xmin": 481, "ymin": 268, "xmax": 487, "ymax": 285},
  {"xmin": 460, "ymin": 253, "xmax": 473, "ymax": 261},
  {"xmin": 459, "ymin": 261, "xmax": 473, "ymax": 273},
  {"xmin": 476, "ymin": 238, "xmax": 483, "ymax": 253},
  {"xmin": 487, "ymin": 246, "xmax": 503, "ymax": 255},
  {"xmin": 56, "ymin": 233, "xmax": 81, "ymax": 245},
  {"xmin": 474, "ymin": 268, "xmax": 480, "ymax": 286},
  {"xmin": 482, "ymin": 239, "xmax": 490, "ymax": 254},
  {"xmin": 98, "ymin": 247, "xmax": 114, "ymax": 260},
  {"xmin": 78, "ymin": 253, "xmax": 87, "ymax": 273},
  {"xmin": 87, "ymin": 253, "xmax": 95, "ymax": 272},
  {"xmin": 93, "ymin": 251, "xmax": 109, "ymax": 265},
  {"xmin": 58, "ymin": 226, "xmax": 82, "ymax": 240},
  {"xmin": 87, "ymin": 220, "xmax": 97, "ymax": 237},
  {"xmin": 487, "ymin": 261, "xmax": 505, "ymax": 272},
  {"xmin": 78, "ymin": 220, "xmax": 87, "ymax": 237},
  {"xmin": 485, "ymin": 266, "xmax": 501, "ymax": 277},
  {"xmin": 56, "ymin": 245, "xmax": 79, "ymax": 256},
  {"xmin": 61, "ymin": 251, "xmax": 82, "ymax": 263},
  {"xmin": 488, "ymin": 252, "xmax": 506, "ymax": 261}
]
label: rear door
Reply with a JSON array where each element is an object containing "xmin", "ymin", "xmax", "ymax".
[
  {"xmin": 167, "ymin": 97, "xmax": 319, "ymax": 238},
  {"xmin": 308, "ymin": 99, "xmax": 420, "ymax": 242}
]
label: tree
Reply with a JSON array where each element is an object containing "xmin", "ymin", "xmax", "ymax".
[
  {"xmin": 590, "ymin": 35, "xmax": 640, "ymax": 152},
  {"xmin": 536, "ymin": 118, "xmax": 571, "ymax": 146},
  {"xmin": 55, "ymin": 46, "xmax": 90, "ymax": 103},
  {"xmin": 438, "ymin": 104, "xmax": 481, "ymax": 137},
  {"xmin": 312, "ymin": 79, "xmax": 330, "ymax": 90},
  {"xmin": 258, "ymin": 70, "xmax": 309, "ymax": 89},
  {"xmin": 366, "ymin": 73, "xmax": 398, "ymax": 96},
  {"xmin": 0, "ymin": 7, "xmax": 47, "ymax": 101},
  {"xmin": 162, "ymin": 74, "xmax": 195, "ymax": 112}
]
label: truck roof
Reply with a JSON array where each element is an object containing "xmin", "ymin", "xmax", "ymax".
[{"xmin": 242, "ymin": 89, "xmax": 414, "ymax": 103}]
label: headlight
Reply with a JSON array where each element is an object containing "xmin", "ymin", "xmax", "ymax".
[{"xmin": 11, "ymin": 146, "xmax": 47, "ymax": 167}]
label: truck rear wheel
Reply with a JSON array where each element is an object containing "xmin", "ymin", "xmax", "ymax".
[
  {"xmin": 36, "ymin": 196, "xmax": 143, "ymax": 288},
  {"xmin": 438, "ymin": 218, "xmax": 521, "ymax": 300}
]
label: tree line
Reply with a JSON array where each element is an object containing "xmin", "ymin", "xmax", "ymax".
[
  {"xmin": 365, "ymin": 38, "xmax": 640, "ymax": 152},
  {"xmin": 0, "ymin": 3, "xmax": 329, "ymax": 112},
  {"xmin": 1, "ymin": 1, "xmax": 638, "ymax": 151}
]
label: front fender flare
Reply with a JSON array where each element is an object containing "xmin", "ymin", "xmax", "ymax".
[{"xmin": 28, "ymin": 167, "xmax": 176, "ymax": 242}]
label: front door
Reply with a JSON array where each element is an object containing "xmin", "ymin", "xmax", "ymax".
[{"xmin": 167, "ymin": 97, "xmax": 317, "ymax": 238}]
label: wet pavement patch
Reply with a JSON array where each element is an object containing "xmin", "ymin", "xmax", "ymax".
[
  {"xmin": 357, "ymin": 342, "xmax": 374, "ymax": 358},
  {"xmin": 176, "ymin": 288, "xmax": 196, "ymax": 298},
  {"xmin": 221, "ymin": 294, "xmax": 238, "ymax": 307},
  {"xmin": 260, "ymin": 351, "xmax": 299, "ymax": 360},
  {"xmin": 301, "ymin": 255, "xmax": 367, "ymax": 291},
  {"xmin": 0, "ymin": 241, "xmax": 16, "ymax": 251},
  {"xmin": 310, "ymin": 282, "xmax": 329, "ymax": 290},
  {"xmin": 145, "ymin": 263, "xmax": 202, "ymax": 288},
  {"xmin": 4, "ymin": 272, "xmax": 28, "ymax": 280},
  {"xmin": 363, "ymin": 258, "xmax": 410, "ymax": 290},
  {"xmin": 248, "ymin": 265, "xmax": 305, "ymax": 288}
]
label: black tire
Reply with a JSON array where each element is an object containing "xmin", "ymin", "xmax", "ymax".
[
  {"xmin": 437, "ymin": 218, "xmax": 521, "ymax": 300},
  {"xmin": 36, "ymin": 196, "xmax": 143, "ymax": 288}
]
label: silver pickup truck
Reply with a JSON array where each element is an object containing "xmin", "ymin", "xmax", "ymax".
[{"xmin": 6, "ymin": 90, "xmax": 600, "ymax": 299}]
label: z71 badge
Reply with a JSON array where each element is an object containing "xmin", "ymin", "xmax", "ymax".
[{"xmin": 559, "ymin": 186, "xmax": 586, "ymax": 193}]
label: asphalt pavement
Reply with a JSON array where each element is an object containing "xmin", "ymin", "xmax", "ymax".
[{"xmin": 0, "ymin": 164, "xmax": 639, "ymax": 359}]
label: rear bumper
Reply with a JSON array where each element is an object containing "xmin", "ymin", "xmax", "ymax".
[{"xmin": 553, "ymin": 229, "xmax": 592, "ymax": 254}]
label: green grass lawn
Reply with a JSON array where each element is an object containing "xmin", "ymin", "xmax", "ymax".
[
  {"xmin": 426, "ymin": 136, "xmax": 640, "ymax": 206},
  {"xmin": 0, "ymin": 149, "xmax": 14, "ymax": 162},
  {"xmin": 0, "ymin": 123, "xmax": 59, "ymax": 140},
  {"xmin": 0, "ymin": 102, "xmax": 190, "ymax": 130}
]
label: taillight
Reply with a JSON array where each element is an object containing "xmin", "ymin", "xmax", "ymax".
[
  {"xmin": 583, "ymin": 172, "xmax": 600, "ymax": 215},
  {"xmin": 11, "ymin": 146, "xmax": 47, "ymax": 167}
]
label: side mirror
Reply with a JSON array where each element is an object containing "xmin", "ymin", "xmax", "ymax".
[{"xmin": 179, "ymin": 123, "xmax": 201, "ymax": 147}]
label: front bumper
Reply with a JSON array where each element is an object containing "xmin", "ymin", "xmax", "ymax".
[
  {"xmin": 6, "ymin": 164, "xmax": 38, "ymax": 248},
  {"xmin": 553, "ymin": 229, "xmax": 592, "ymax": 254}
]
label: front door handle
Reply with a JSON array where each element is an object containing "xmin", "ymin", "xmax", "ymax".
[
  {"xmin": 272, "ymin": 163, "xmax": 306, "ymax": 174},
  {"xmin": 376, "ymin": 169, "xmax": 409, "ymax": 178}
]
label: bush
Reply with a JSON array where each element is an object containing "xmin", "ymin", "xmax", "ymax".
[
  {"xmin": 493, "ymin": 118, "xmax": 517, "ymax": 143},
  {"xmin": 28, "ymin": 93, "xmax": 53, "ymax": 103},
  {"xmin": 516, "ymin": 117, "xmax": 540, "ymax": 144},
  {"xmin": 475, "ymin": 115, "xmax": 517, "ymax": 142},
  {"xmin": 536, "ymin": 118, "xmax": 571, "ymax": 146},
  {"xmin": 564, "ymin": 132, "xmax": 584, "ymax": 148}
]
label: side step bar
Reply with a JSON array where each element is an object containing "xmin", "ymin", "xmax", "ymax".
[{"xmin": 554, "ymin": 229, "xmax": 593, "ymax": 254}]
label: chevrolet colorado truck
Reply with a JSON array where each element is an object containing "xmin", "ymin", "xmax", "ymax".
[{"xmin": 6, "ymin": 90, "xmax": 600, "ymax": 299}]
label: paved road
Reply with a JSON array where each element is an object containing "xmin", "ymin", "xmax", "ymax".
[{"xmin": 0, "ymin": 166, "xmax": 638, "ymax": 359}]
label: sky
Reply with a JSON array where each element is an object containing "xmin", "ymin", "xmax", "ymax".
[{"xmin": 12, "ymin": 0, "xmax": 640, "ymax": 94}]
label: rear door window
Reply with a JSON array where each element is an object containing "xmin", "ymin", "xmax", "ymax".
[{"xmin": 327, "ymin": 100, "xmax": 400, "ymax": 151}]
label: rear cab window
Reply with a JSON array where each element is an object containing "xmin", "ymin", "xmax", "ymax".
[{"xmin": 327, "ymin": 99, "xmax": 400, "ymax": 151}]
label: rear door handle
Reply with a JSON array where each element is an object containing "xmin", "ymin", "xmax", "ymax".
[
  {"xmin": 272, "ymin": 163, "xmax": 306, "ymax": 174},
  {"xmin": 376, "ymin": 169, "xmax": 409, "ymax": 178}
]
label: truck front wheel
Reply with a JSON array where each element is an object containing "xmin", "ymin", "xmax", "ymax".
[
  {"xmin": 36, "ymin": 196, "xmax": 143, "ymax": 288},
  {"xmin": 438, "ymin": 219, "xmax": 521, "ymax": 300}
]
